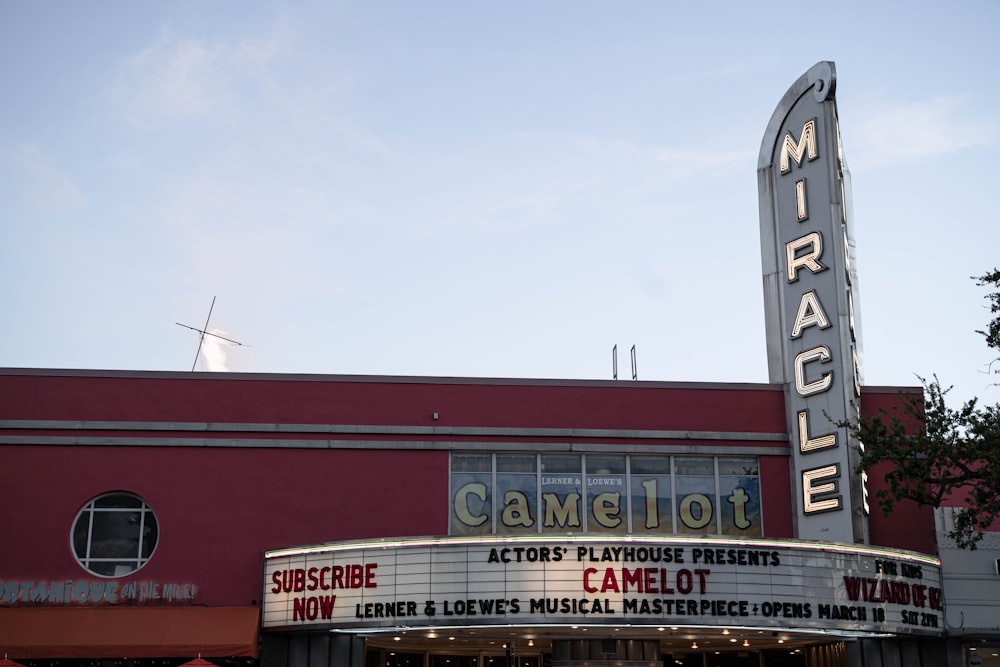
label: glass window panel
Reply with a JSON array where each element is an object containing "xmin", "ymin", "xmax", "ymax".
[
  {"xmin": 587, "ymin": 455, "xmax": 625, "ymax": 474},
  {"xmin": 586, "ymin": 462, "xmax": 627, "ymax": 533},
  {"xmin": 496, "ymin": 471, "xmax": 537, "ymax": 534},
  {"xmin": 90, "ymin": 560, "xmax": 139, "ymax": 577},
  {"xmin": 540, "ymin": 457, "xmax": 582, "ymax": 532},
  {"xmin": 449, "ymin": 452, "xmax": 765, "ymax": 538},
  {"xmin": 630, "ymin": 456, "xmax": 670, "ymax": 475},
  {"xmin": 94, "ymin": 493, "xmax": 143, "ymax": 509},
  {"xmin": 72, "ymin": 513, "xmax": 91, "ymax": 558},
  {"xmin": 430, "ymin": 656, "xmax": 479, "ymax": 667},
  {"xmin": 450, "ymin": 471, "xmax": 493, "ymax": 535},
  {"xmin": 674, "ymin": 475, "xmax": 717, "ymax": 534},
  {"xmin": 451, "ymin": 453, "xmax": 491, "ymax": 472},
  {"xmin": 662, "ymin": 655, "xmax": 703, "ymax": 667},
  {"xmin": 89, "ymin": 511, "xmax": 141, "ymax": 558},
  {"xmin": 718, "ymin": 456, "xmax": 759, "ymax": 476},
  {"xmin": 674, "ymin": 457, "xmax": 715, "ymax": 476},
  {"xmin": 541, "ymin": 454, "xmax": 580, "ymax": 474},
  {"xmin": 720, "ymin": 475, "xmax": 762, "ymax": 536},
  {"xmin": 385, "ymin": 653, "xmax": 423, "ymax": 667},
  {"xmin": 72, "ymin": 492, "xmax": 158, "ymax": 577},
  {"xmin": 497, "ymin": 454, "xmax": 536, "ymax": 473},
  {"xmin": 140, "ymin": 512, "xmax": 159, "ymax": 558},
  {"xmin": 630, "ymin": 473, "xmax": 672, "ymax": 533}
]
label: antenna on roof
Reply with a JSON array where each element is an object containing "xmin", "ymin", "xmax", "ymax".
[
  {"xmin": 631, "ymin": 344, "xmax": 638, "ymax": 381},
  {"xmin": 175, "ymin": 297, "xmax": 245, "ymax": 371},
  {"xmin": 612, "ymin": 344, "xmax": 618, "ymax": 380}
]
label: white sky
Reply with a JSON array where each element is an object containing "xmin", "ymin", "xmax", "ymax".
[{"xmin": 1, "ymin": 1, "xmax": 998, "ymax": 409}]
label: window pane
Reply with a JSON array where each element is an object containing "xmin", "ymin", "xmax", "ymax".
[
  {"xmin": 720, "ymin": 474, "xmax": 762, "ymax": 536},
  {"xmin": 718, "ymin": 456, "xmax": 759, "ymax": 476},
  {"xmin": 140, "ymin": 512, "xmax": 159, "ymax": 558},
  {"xmin": 449, "ymin": 453, "xmax": 763, "ymax": 538},
  {"xmin": 71, "ymin": 492, "xmax": 158, "ymax": 577},
  {"xmin": 674, "ymin": 457, "xmax": 714, "ymax": 476},
  {"xmin": 586, "ymin": 456, "xmax": 627, "ymax": 533},
  {"xmin": 384, "ymin": 653, "xmax": 422, "ymax": 667},
  {"xmin": 675, "ymin": 474, "xmax": 716, "ymax": 534},
  {"xmin": 630, "ymin": 473, "xmax": 672, "ymax": 533},
  {"xmin": 630, "ymin": 456, "xmax": 670, "ymax": 474},
  {"xmin": 451, "ymin": 472, "xmax": 492, "ymax": 535},
  {"xmin": 496, "ymin": 471, "xmax": 537, "ymax": 534},
  {"xmin": 90, "ymin": 560, "xmax": 140, "ymax": 577},
  {"xmin": 452, "ymin": 453, "xmax": 491, "ymax": 472},
  {"xmin": 540, "ymin": 456, "xmax": 582, "ymax": 531},
  {"xmin": 718, "ymin": 456, "xmax": 760, "ymax": 536},
  {"xmin": 94, "ymin": 493, "xmax": 143, "ymax": 509},
  {"xmin": 541, "ymin": 454, "xmax": 580, "ymax": 474},
  {"xmin": 497, "ymin": 454, "xmax": 536, "ymax": 473},
  {"xmin": 89, "ymin": 511, "xmax": 141, "ymax": 558},
  {"xmin": 430, "ymin": 656, "xmax": 479, "ymax": 667},
  {"xmin": 587, "ymin": 455, "xmax": 625, "ymax": 474},
  {"xmin": 72, "ymin": 512, "xmax": 91, "ymax": 558}
]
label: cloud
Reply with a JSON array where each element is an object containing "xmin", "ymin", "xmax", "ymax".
[
  {"xmin": 198, "ymin": 327, "xmax": 239, "ymax": 371},
  {"xmin": 846, "ymin": 95, "xmax": 994, "ymax": 170},
  {"xmin": 115, "ymin": 25, "xmax": 285, "ymax": 126}
]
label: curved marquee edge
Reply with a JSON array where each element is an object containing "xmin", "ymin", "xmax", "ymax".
[{"xmin": 756, "ymin": 61, "xmax": 836, "ymax": 171}]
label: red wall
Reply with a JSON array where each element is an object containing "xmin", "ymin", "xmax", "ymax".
[
  {"xmin": 0, "ymin": 371, "xmax": 788, "ymax": 434},
  {"xmin": 5, "ymin": 370, "xmax": 937, "ymax": 610},
  {"xmin": 1, "ymin": 445, "xmax": 447, "ymax": 606},
  {"xmin": 759, "ymin": 454, "xmax": 794, "ymax": 538},
  {"xmin": 861, "ymin": 387, "xmax": 938, "ymax": 556}
]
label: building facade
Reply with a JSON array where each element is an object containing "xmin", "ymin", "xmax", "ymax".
[
  {"xmin": 2, "ymin": 62, "xmax": 997, "ymax": 667},
  {"xmin": 0, "ymin": 368, "xmax": 977, "ymax": 667}
]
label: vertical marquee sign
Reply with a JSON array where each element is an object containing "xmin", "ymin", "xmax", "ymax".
[{"xmin": 758, "ymin": 62, "xmax": 868, "ymax": 544}]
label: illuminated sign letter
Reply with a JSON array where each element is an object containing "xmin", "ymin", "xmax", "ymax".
[
  {"xmin": 797, "ymin": 409, "xmax": 836, "ymax": 452},
  {"xmin": 785, "ymin": 232, "xmax": 826, "ymax": 282},
  {"xmin": 779, "ymin": 118, "xmax": 818, "ymax": 174},
  {"xmin": 802, "ymin": 464, "xmax": 841, "ymax": 513},
  {"xmin": 795, "ymin": 179, "xmax": 808, "ymax": 221},
  {"xmin": 861, "ymin": 471, "xmax": 871, "ymax": 514},
  {"xmin": 790, "ymin": 290, "xmax": 831, "ymax": 338},
  {"xmin": 794, "ymin": 346, "xmax": 832, "ymax": 396}
]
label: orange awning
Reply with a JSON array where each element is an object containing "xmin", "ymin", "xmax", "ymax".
[{"xmin": 0, "ymin": 606, "xmax": 260, "ymax": 659}]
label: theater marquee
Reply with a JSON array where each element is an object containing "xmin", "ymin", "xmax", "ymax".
[
  {"xmin": 262, "ymin": 536, "xmax": 944, "ymax": 638},
  {"xmin": 758, "ymin": 62, "xmax": 868, "ymax": 544}
]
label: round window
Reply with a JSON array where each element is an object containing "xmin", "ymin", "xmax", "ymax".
[{"xmin": 71, "ymin": 492, "xmax": 159, "ymax": 577}]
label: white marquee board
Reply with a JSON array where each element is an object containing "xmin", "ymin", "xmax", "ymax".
[{"xmin": 263, "ymin": 536, "xmax": 943, "ymax": 638}]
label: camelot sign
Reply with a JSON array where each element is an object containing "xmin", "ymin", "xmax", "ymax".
[
  {"xmin": 262, "ymin": 536, "xmax": 944, "ymax": 638},
  {"xmin": 758, "ymin": 61, "xmax": 868, "ymax": 544}
]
